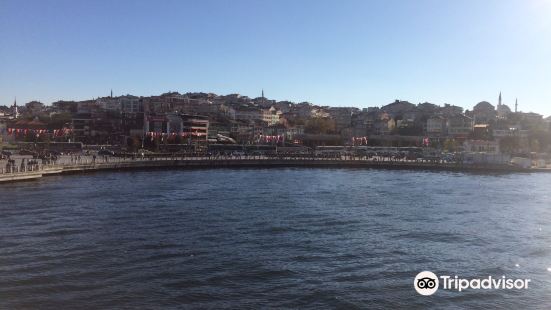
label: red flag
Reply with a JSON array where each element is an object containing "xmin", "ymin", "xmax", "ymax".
[{"xmin": 423, "ymin": 137, "xmax": 430, "ymax": 146}]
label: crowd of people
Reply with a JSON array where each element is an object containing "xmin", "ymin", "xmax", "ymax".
[
  {"xmin": 2, "ymin": 158, "xmax": 41, "ymax": 174},
  {"xmin": 1, "ymin": 147, "xmax": 459, "ymax": 175}
]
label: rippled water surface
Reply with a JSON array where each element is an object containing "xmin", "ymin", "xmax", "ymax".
[{"xmin": 1, "ymin": 169, "xmax": 551, "ymax": 309}]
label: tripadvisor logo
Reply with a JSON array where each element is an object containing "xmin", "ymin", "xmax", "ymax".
[
  {"xmin": 414, "ymin": 271, "xmax": 531, "ymax": 296},
  {"xmin": 414, "ymin": 271, "xmax": 439, "ymax": 295}
]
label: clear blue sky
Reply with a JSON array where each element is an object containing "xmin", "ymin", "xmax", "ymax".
[{"xmin": 1, "ymin": 0, "xmax": 550, "ymax": 115}]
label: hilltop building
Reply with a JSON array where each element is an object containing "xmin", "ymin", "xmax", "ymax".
[
  {"xmin": 496, "ymin": 92, "xmax": 511, "ymax": 119},
  {"xmin": 473, "ymin": 101, "xmax": 496, "ymax": 124}
]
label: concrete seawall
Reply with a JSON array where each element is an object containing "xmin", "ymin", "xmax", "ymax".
[
  {"xmin": 2, "ymin": 157, "xmax": 540, "ymax": 183},
  {"xmin": 80, "ymin": 159, "xmax": 529, "ymax": 172},
  {"xmin": 0, "ymin": 171, "xmax": 43, "ymax": 183}
]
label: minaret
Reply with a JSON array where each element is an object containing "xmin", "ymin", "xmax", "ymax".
[
  {"xmin": 498, "ymin": 92, "xmax": 502, "ymax": 106},
  {"xmin": 515, "ymin": 98, "xmax": 518, "ymax": 113},
  {"xmin": 261, "ymin": 89, "xmax": 265, "ymax": 106},
  {"xmin": 13, "ymin": 97, "xmax": 19, "ymax": 119}
]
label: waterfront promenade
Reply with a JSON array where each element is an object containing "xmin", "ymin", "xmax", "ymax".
[{"xmin": 0, "ymin": 154, "xmax": 547, "ymax": 183}]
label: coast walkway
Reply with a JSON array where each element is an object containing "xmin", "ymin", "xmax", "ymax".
[{"xmin": 0, "ymin": 154, "xmax": 547, "ymax": 184}]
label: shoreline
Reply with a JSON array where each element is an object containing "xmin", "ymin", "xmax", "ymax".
[{"xmin": 1, "ymin": 157, "xmax": 546, "ymax": 183}]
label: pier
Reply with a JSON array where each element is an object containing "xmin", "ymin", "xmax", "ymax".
[{"xmin": 0, "ymin": 155, "xmax": 545, "ymax": 183}]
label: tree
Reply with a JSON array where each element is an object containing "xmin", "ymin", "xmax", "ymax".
[
  {"xmin": 529, "ymin": 130, "xmax": 551, "ymax": 152},
  {"xmin": 126, "ymin": 136, "xmax": 142, "ymax": 152},
  {"xmin": 305, "ymin": 117, "xmax": 336, "ymax": 134},
  {"xmin": 397, "ymin": 125, "xmax": 423, "ymax": 136},
  {"xmin": 530, "ymin": 138, "xmax": 540, "ymax": 153},
  {"xmin": 499, "ymin": 136, "xmax": 520, "ymax": 154},
  {"xmin": 23, "ymin": 101, "xmax": 46, "ymax": 117},
  {"xmin": 47, "ymin": 112, "xmax": 72, "ymax": 129},
  {"xmin": 443, "ymin": 139, "xmax": 458, "ymax": 152}
]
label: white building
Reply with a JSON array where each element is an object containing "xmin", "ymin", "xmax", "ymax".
[
  {"xmin": 463, "ymin": 140, "xmax": 500, "ymax": 153},
  {"xmin": 261, "ymin": 107, "xmax": 282, "ymax": 125},
  {"xmin": 493, "ymin": 128, "xmax": 529, "ymax": 139}
]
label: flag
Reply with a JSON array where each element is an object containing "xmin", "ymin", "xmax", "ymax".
[{"xmin": 423, "ymin": 137, "xmax": 430, "ymax": 146}]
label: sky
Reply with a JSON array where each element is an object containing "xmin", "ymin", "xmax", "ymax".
[{"xmin": 1, "ymin": 0, "xmax": 551, "ymax": 115}]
